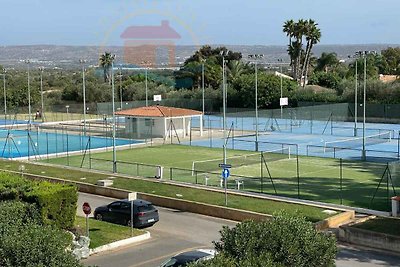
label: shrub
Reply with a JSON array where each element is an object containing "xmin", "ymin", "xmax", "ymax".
[
  {"xmin": 0, "ymin": 172, "xmax": 78, "ymax": 229},
  {"xmin": 191, "ymin": 212, "xmax": 337, "ymax": 267},
  {"xmin": 0, "ymin": 201, "xmax": 83, "ymax": 267}
]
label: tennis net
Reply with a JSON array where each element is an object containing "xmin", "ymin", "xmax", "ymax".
[
  {"xmin": 324, "ymin": 131, "xmax": 392, "ymax": 150},
  {"xmin": 191, "ymin": 147, "xmax": 291, "ymax": 173}
]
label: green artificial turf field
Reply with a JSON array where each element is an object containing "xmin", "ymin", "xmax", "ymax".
[{"xmin": 44, "ymin": 144, "xmax": 397, "ymax": 211}]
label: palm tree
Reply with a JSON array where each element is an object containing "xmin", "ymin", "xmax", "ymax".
[
  {"xmin": 99, "ymin": 52, "xmax": 115, "ymax": 83},
  {"xmin": 302, "ymin": 21, "xmax": 321, "ymax": 88},
  {"xmin": 283, "ymin": 20, "xmax": 296, "ymax": 77},
  {"xmin": 316, "ymin": 52, "xmax": 339, "ymax": 73}
]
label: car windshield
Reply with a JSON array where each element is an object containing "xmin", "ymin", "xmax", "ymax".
[
  {"xmin": 160, "ymin": 258, "xmax": 178, "ymax": 267},
  {"xmin": 138, "ymin": 204, "xmax": 155, "ymax": 212}
]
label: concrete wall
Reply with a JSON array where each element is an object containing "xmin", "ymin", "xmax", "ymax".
[
  {"xmin": 339, "ymin": 226, "xmax": 400, "ymax": 253},
  {"xmin": 2, "ymin": 168, "xmax": 350, "ymax": 228}
]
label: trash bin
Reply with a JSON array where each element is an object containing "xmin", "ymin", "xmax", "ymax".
[
  {"xmin": 391, "ymin": 196, "xmax": 400, "ymax": 217},
  {"xmin": 155, "ymin": 166, "xmax": 164, "ymax": 179}
]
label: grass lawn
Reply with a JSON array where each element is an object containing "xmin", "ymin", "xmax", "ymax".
[
  {"xmin": 353, "ymin": 217, "xmax": 400, "ymax": 236},
  {"xmin": 75, "ymin": 216, "xmax": 144, "ymax": 249},
  {"xmin": 0, "ymin": 159, "xmax": 329, "ymax": 222},
  {"xmin": 43, "ymin": 144, "xmax": 394, "ymax": 211}
]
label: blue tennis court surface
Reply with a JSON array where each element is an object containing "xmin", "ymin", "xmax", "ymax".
[
  {"xmin": 190, "ymin": 116, "xmax": 400, "ymax": 162},
  {"xmin": 0, "ymin": 129, "xmax": 140, "ymax": 158}
]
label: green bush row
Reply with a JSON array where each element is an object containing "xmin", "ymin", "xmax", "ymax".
[{"xmin": 0, "ymin": 172, "xmax": 78, "ymax": 229}]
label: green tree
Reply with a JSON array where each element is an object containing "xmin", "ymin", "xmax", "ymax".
[
  {"xmin": 191, "ymin": 212, "xmax": 337, "ymax": 267},
  {"xmin": 0, "ymin": 201, "xmax": 83, "ymax": 267},
  {"xmin": 99, "ymin": 52, "xmax": 115, "ymax": 83},
  {"xmin": 316, "ymin": 52, "xmax": 340, "ymax": 73},
  {"xmin": 301, "ymin": 19, "xmax": 321, "ymax": 88},
  {"xmin": 381, "ymin": 47, "xmax": 400, "ymax": 75}
]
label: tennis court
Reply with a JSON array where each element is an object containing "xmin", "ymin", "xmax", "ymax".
[
  {"xmin": 189, "ymin": 104, "xmax": 400, "ymax": 162},
  {"xmin": 0, "ymin": 128, "xmax": 141, "ymax": 159}
]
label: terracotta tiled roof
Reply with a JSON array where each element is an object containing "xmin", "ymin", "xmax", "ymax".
[
  {"xmin": 120, "ymin": 21, "xmax": 181, "ymax": 39},
  {"xmin": 115, "ymin": 105, "xmax": 202, "ymax": 118}
]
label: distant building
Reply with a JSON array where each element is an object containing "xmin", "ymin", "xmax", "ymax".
[
  {"xmin": 120, "ymin": 21, "xmax": 181, "ymax": 67},
  {"xmin": 379, "ymin": 74, "xmax": 398, "ymax": 83}
]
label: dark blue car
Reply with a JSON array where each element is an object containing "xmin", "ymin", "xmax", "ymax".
[{"xmin": 94, "ymin": 199, "xmax": 159, "ymax": 228}]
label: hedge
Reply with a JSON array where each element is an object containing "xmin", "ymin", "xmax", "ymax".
[{"xmin": 0, "ymin": 172, "xmax": 78, "ymax": 229}]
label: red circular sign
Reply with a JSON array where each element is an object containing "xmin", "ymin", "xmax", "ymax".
[{"xmin": 82, "ymin": 202, "xmax": 91, "ymax": 215}]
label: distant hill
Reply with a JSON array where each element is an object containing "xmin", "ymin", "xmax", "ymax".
[{"xmin": 0, "ymin": 44, "xmax": 398, "ymax": 69}]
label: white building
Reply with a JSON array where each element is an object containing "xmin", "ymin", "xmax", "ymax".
[{"xmin": 115, "ymin": 105, "xmax": 203, "ymax": 139}]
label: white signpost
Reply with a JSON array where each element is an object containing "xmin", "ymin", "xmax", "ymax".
[{"xmin": 128, "ymin": 192, "xmax": 137, "ymax": 236}]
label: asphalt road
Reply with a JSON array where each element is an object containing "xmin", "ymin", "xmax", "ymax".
[
  {"xmin": 78, "ymin": 193, "xmax": 237, "ymax": 267},
  {"xmin": 78, "ymin": 193, "xmax": 400, "ymax": 267}
]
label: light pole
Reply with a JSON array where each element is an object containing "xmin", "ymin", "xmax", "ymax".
[
  {"xmin": 2, "ymin": 68, "xmax": 6, "ymax": 125},
  {"xmin": 119, "ymin": 67, "xmax": 123, "ymax": 109},
  {"xmin": 355, "ymin": 59, "xmax": 358, "ymax": 137},
  {"xmin": 248, "ymin": 54, "xmax": 264, "ymax": 152},
  {"xmin": 357, "ymin": 50, "xmax": 376, "ymax": 161},
  {"xmin": 39, "ymin": 67, "xmax": 45, "ymax": 122},
  {"xmin": 79, "ymin": 59, "xmax": 87, "ymax": 135},
  {"xmin": 25, "ymin": 60, "xmax": 31, "ymax": 127},
  {"xmin": 362, "ymin": 52, "xmax": 367, "ymax": 161},
  {"xmin": 141, "ymin": 61, "xmax": 149, "ymax": 107},
  {"xmin": 111, "ymin": 56, "xmax": 117, "ymax": 173},
  {"xmin": 278, "ymin": 59, "xmax": 284, "ymax": 119},
  {"xmin": 201, "ymin": 58, "xmax": 206, "ymax": 127},
  {"xmin": 220, "ymin": 50, "xmax": 229, "ymax": 206}
]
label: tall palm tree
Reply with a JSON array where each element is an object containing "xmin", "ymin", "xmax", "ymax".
[
  {"xmin": 283, "ymin": 20, "xmax": 296, "ymax": 77},
  {"xmin": 302, "ymin": 21, "xmax": 321, "ymax": 88},
  {"xmin": 99, "ymin": 52, "xmax": 115, "ymax": 83},
  {"xmin": 293, "ymin": 19, "xmax": 307, "ymax": 81}
]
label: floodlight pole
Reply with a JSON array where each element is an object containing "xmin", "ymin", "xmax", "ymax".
[
  {"xmin": 362, "ymin": 52, "xmax": 367, "ymax": 161},
  {"xmin": 354, "ymin": 59, "xmax": 358, "ymax": 137},
  {"xmin": 2, "ymin": 68, "xmax": 6, "ymax": 125},
  {"xmin": 25, "ymin": 60, "xmax": 31, "ymax": 128},
  {"xmin": 119, "ymin": 67, "xmax": 123, "ymax": 109},
  {"xmin": 248, "ymin": 54, "xmax": 264, "ymax": 152},
  {"xmin": 145, "ymin": 67, "xmax": 148, "ymax": 107},
  {"xmin": 80, "ymin": 59, "xmax": 87, "ymax": 135},
  {"xmin": 39, "ymin": 67, "xmax": 44, "ymax": 122},
  {"xmin": 111, "ymin": 59, "xmax": 117, "ymax": 173},
  {"xmin": 201, "ymin": 59, "xmax": 206, "ymax": 127},
  {"xmin": 280, "ymin": 66, "xmax": 283, "ymax": 120},
  {"xmin": 221, "ymin": 51, "xmax": 228, "ymax": 206}
]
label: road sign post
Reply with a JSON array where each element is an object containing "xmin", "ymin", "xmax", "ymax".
[
  {"xmin": 82, "ymin": 202, "xmax": 91, "ymax": 237},
  {"xmin": 221, "ymin": 168, "xmax": 230, "ymax": 207},
  {"xmin": 128, "ymin": 192, "xmax": 137, "ymax": 236}
]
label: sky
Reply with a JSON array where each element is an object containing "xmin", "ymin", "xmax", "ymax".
[{"xmin": 2, "ymin": 0, "xmax": 400, "ymax": 46}]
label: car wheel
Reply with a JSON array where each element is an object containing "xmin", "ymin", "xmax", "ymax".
[
  {"xmin": 95, "ymin": 213, "xmax": 103, "ymax": 221},
  {"xmin": 126, "ymin": 219, "xmax": 133, "ymax": 227}
]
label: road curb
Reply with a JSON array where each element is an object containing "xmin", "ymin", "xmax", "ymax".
[{"xmin": 89, "ymin": 231, "xmax": 151, "ymax": 255}]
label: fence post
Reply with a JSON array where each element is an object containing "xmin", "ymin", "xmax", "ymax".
[
  {"xmin": 170, "ymin": 168, "xmax": 173, "ymax": 180},
  {"xmin": 340, "ymin": 158, "xmax": 343, "ymax": 205},
  {"xmin": 297, "ymin": 154, "xmax": 300, "ymax": 199},
  {"xmin": 46, "ymin": 132, "xmax": 49, "ymax": 162},
  {"xmin": 260, "ymin": 152, "xmax": 263, "ymax": 193},
  {"xmin": 387, "ymin": 162, "xmax": 390, "ymax": 211},
  {"xmin": 195, "ymin": 171, "xmax": 198, "ymax": 184}
]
